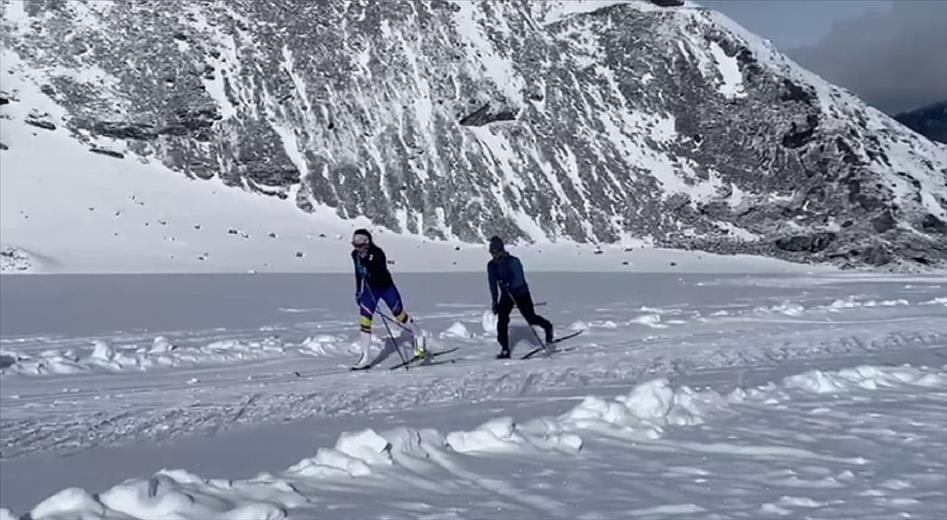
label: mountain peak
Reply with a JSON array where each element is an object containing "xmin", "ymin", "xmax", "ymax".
[{"xmin": 1, "ymin": 0, "xmax": 945, "ymax": 271}]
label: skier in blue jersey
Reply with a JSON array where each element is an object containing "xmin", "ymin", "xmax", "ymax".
[
  {"xmin": 351, "ymin": 229, "xmax": 425, "ymax": 369},
  {"xmin": 486, "ymin": 236, "xmax": 553, "ymax": 359}
]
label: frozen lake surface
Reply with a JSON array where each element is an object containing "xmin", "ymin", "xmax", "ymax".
[{"xmin": 1, "ymin": 272, "xmax": 945, "ymax": 519}]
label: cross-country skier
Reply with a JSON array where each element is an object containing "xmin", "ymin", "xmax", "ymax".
[
  {"xmin": 487, "ymin": 236, "xmax": 554, "ymax": 359},
  {"xmin": 351, "ymin": 229, "xmax": 425, "ymax": 369}
]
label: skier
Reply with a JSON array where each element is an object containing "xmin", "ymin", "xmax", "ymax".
[
  {"xmin": 487, "ymin": 236, "xmax": 554, "ymax": 359},
  {"xmin": 351, "ymin": 229, "xmax": 425, "ymax": 369}
]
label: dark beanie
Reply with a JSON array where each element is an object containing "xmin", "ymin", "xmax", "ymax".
[{"xmin": 488, "ymin": 236, "xmax": 505, "ymax": 253}]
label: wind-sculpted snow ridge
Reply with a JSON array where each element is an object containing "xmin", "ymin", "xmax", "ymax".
[
  {"xmin": 3, "ymin": 362, "xmax": 944, "ymax": 520},
  {"xmin": 0, "ymin": 335, "xmax": 354, "ymax": 376}
]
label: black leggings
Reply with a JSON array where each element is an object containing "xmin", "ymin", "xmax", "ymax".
[{"xmin": 497, "ymin": 291, "xmax": 552, "ymax": 349}]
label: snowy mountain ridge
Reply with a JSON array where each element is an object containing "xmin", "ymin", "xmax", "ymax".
[{"xmin": 1, "ymin": 0, "xmax": 945, "ymax": 271}]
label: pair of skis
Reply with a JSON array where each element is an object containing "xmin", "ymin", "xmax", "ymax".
[
  {"xmin": 517, "ymin": 329, "xmax": 585, "ymax": 359},
  {"xmin": 387, "ymin": 347, "xmax": 460, "ymax": 370},
  {"xmin": 381, "ymin": 328, "xmax": 585, "ymax": 371},
  {"xmin": 348, "ymin": 346, "xmax": 462, "ymax": 372},
  {"xmin": 351, "ymin": 298, "xmax": 584, "ymax": 370}
]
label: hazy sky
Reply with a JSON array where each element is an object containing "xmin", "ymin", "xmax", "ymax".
[
  {"xmin": 699, "ymin": 0, "xmax": 947, "ymax": 114},
  {"xmin": 699, "ymin": 0, "xmax": 893, "ymax": 48}
]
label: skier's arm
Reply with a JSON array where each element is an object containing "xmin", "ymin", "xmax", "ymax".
[
  {"xmin": 373, "ymin": 247, "xmax": 387, "ymax": 272},
  {"xmin": 353, "ymin": 253, "xmax": 363, "ymax": 295},
  {"xmin": 511, "ymin": 257, "xmax": 526, "ymax": 288},
  {"xmin": 488, "ymin": 263, "xmax": 498, "ymax": 304}
]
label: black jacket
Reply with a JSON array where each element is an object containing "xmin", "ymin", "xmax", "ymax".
[
  {"xmin": 488, "ymin": 252, "xmax": 529, "ymax": 303},
  {"xmin": 353, "ymin": 245, "xmax": 394, "ymax": 293}
]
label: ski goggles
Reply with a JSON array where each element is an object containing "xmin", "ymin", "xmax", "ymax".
[{"xmin": 351, "ymin": 235, "xmax": 370, "ymax": 247}]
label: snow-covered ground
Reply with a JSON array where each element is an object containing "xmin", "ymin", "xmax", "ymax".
[{"xmin": 1, "ymin": 272, "xmax": 945, "ymax": 518}]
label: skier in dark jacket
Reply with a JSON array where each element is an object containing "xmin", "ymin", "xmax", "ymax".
[
  {"xmin": 487, "ymin": 236, "xmax": 553, "ymax": 359},
  {"xmin": 351, "ymin": 229, "xmax": 424, "ymax": 369}
]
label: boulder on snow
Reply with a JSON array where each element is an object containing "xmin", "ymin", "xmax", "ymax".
[
  {"xmin": 459, "ymin": 102, "xmax": 517, "ymax": 127},
  {"xmin": 781, "ymin": 114, "xmax": 819, "ymax": 149},
  {"xmin": 775, "ymin": 232, "xmax": 836, "ymax": 253},
  {"xmin": 922, "ymin": 214, "xmax": 947, "ymax": 234},
  {"xmin": 0, "ymin": 354, "xmax": 15, "ymax": 369},
  {"xmin": 92, "ymin": 121, "xmax": 158, "ymax": 140},
  {"xmin": 25, "ymin": 116, "xmax": 56, "ymax": 131},
  {"xmin": 871, "ymin": 211, "xmax": 896, "ymax": 233},
  {"xmin": 861, "ymin": 246, "xmax": 892, "ymax": 266},
  {"xmin": 89, "ymin": 147, "xmax": 125, "ymax": 159}
]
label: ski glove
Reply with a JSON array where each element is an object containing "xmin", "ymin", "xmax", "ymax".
[{"xmin": 491, "ymin": 302, "xmax": 498, "ymax": 315}]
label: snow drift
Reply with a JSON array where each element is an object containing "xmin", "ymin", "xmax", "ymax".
[{"xmin": 3, "ymin": 362, "xmax": 943, "ymax": 520}]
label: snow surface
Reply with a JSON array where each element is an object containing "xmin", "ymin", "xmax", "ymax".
[
  {"xmin": 1, "ymin": 272, "xmax": 945, "ymax": 518},
  {"xmin": 3, "ymin": 360, "xmax": 945, "ymax": 519}
]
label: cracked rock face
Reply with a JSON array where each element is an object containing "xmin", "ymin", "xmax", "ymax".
[{"xmin": 2, "ymin": 0, "xmax": 945, "ymax": 269}]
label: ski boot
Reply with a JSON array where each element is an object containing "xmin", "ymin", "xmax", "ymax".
[
  {"xmin": 496, "ymin": 348, "xmax": 510, "ymax": 359},
  {"xmin": 351, "ymin": 353, "xmax": 372, "ymax": 371},
  {"xmin": 544, "ymin": 325, "xmax": 555, "ymax": 345},
  {"xmin": 411, "ymin": 335, "xmax": 428, "ymax": 360}
]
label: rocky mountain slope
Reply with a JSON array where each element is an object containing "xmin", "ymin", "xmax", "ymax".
[
  {"xmin": 896, "ymin": 100, "xmax": 947, "ymax": 145},
  {"xmin": 2, "ymin": 0, "xmax": 945, "ymax": 269}
]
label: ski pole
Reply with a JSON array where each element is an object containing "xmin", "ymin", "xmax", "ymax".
[
  {"xmin": 359, "ymin": 302, "xmax": 417, "ymax": 343},
  {"xmin": 512, "ymin": 297, "xmax": 550, "ymax": 355},
  {"xmin": 374, "ymin": 308, "xmax": 414, "ymax": 334},
  {"xmin": 364, "ymin": 285, "xmax": 410, "ymax": 370}
]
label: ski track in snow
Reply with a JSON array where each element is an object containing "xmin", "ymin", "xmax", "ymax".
[{"xmin": 0, "ymin": 272, "xmax": 945, "ymax": 518}]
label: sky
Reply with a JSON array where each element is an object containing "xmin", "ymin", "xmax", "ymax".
[{"xmin": 700, "ymin": 0, "xmax": 947, "ymax": 114}]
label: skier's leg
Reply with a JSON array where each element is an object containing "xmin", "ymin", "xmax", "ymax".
[
  {"xmin": 354, "ymin": 291, "xmax": 378, "ymax": 368},
  {"xmin": 496, "ymin": 294, "xmax": 515, "ymax": 356},
  {"xmin": 381, "ymin": 285, "xmax": 425, "ymax": 356},
  {"xmin": 382, "ymin": 285, "xmax": 413, "ymax": 330},
  {"xmin": 516, "ymin": 292, "xmax": 554, "ymax": 343}
]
